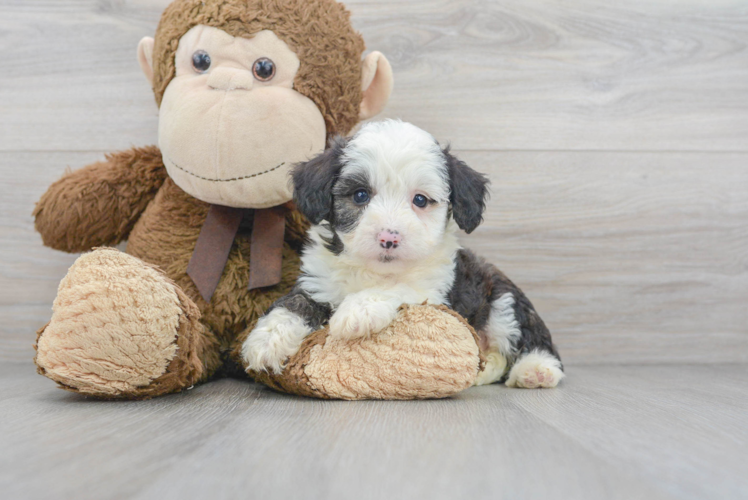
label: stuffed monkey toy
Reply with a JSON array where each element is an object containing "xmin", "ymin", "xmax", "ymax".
[{"xmin": 32, "ymin": 0, "xmax": 483, "ymax": 400}]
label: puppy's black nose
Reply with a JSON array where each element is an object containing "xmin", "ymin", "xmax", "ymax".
[{"xmin": 381, "ymin": 241, "xmax": 398, "ymax": 249}]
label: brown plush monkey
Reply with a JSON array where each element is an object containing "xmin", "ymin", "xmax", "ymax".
[{"xmin": 32, "ymin": 0, "xmax": 482, "ymax": 400}]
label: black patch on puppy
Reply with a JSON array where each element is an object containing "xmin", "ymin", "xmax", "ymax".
[
  {"xmin": 268, "ymin": 285, "xmax": 332, "ymax": 330},
  {"xmin": 293, "ymin": 136, "xmax": 377, "ymax": 258},
  {"xmin": 448, "ymin": 249, "xmax": 496, "ymax": 333},
  {"xmin": 318, "ymin": 222, "xmax": 345, "ymax": 255},
  {"xmin": 292, "ymin": 136, "xmax": 348, "ymax": 225},
  {"xmin": 442, "ymin": 147, "xmax": 490, "ymax": 234},
  {"xmin": 331, "ymin": 170, "xmax": 373, "ymax": 233},
  {"xmin": 448, "ymin": 249, "xmax": 562, "ymax": 370}
]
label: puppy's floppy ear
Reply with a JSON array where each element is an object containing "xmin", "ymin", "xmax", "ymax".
[
  {"xmin": 443, "ymin": 147, "xmax": 490, "ymax": 234},
  {"xmin": 292, "ymin": 136, "xmax": 348, "ymax": 225}
]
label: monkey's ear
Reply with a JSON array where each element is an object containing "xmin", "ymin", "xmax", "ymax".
[
  {"xmin": 292, "ymin": 137, "xmax": 348, "ymax": 225},
  {"xmin": 443, "ymin": 147, "xmax": 490, "ymax": 234},
  {"xmin": 137, "ymin": 37, "xmax": 155, "ymax": 85},
  {"xmin": 359, "ymin": 52, "xmax": 393, "ymax": 120}
]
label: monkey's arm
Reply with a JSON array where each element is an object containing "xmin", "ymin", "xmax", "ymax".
[{"xmin": 33, "ymin": 146, "xmax": 168, "ymax": 253}]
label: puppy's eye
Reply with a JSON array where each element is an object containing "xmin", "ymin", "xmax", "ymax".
[
  {"xmin": 413, "ymin": 194, "xmax": 428, "ymax": 208},
  {"xmin": 353, "ymin": 189, "xmax": 370, "ymax": 205},
  {"xmin": 192, "ymin": 50, "xmax": 211, "ymax": 73},
  {"xmin": 253, "ymin": 58, "xmax": 276, "ymax": 81}
]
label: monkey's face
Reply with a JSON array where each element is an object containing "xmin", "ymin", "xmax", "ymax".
[{"xmin": 158, "ymin": 25, "xmax": 326, "ymax": 208}]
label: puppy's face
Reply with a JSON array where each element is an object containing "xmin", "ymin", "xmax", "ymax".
[{"xmin": 293, "ymin": 120, "xmax": 489, "ymax": 268}]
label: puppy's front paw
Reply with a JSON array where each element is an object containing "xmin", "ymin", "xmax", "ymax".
[
  {"xmin": 241, "ymin": 308, "xmax": 312, "ymax": 374},
  {"xmin": 329, "ymin": 297, "xmax": 398, "ymax": 340},
  {"xmin": 506, "ymin": 350, "xmax": 565, "ymax": 389}
]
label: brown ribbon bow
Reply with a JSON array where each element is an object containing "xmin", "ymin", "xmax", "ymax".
[{"xmin": 186, "ymin": 205, "xmax": 286, "ymax": 302}]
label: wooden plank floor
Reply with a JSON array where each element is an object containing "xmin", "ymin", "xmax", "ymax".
[
  {"xmin": 2, "ymin": 0, "xmax": 747, "ymax": 152},
  {"xmin": 1, "ymin": 363, "xmax": 747, "ymax": 500}
]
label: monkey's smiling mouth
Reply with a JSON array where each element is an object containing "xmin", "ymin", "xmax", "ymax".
[{"xmin": 166, "ymin": 156, "xmax": 286, "ymax": 183}]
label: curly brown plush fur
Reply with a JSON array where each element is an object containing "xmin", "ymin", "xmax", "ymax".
[
  {"xmin": 152, "ymin": 0, "xmax": 365, "ymax": 137},
  {"xmin": 126, "ymin": 176, "xmax": 308, "ymax": 353},
  {"xmin": 34, "ymin": 0, "xmax": 355, "ymax": 398},
  {"xmin": 34, "ymin": 146, "xmax": 311, "ymax": 398},
  {"xmin": 33, "ymin": 146, "xmax": 167, "ymax": 253}
]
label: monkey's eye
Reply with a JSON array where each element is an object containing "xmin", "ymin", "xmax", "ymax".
[
  {"xmin": 192, "ymin": 50, "xmax": 211, "ymax": 73},
  {"xmin": 253, "ymin": 58, "xmax": 276, "ymax": 81},
  {"xmin": 353, "ymin": 189, "xmax": 370, "ymax": 205},
  {"xmin": 413, "ymin": 194, "xmax": 429, "ymax": 208}
]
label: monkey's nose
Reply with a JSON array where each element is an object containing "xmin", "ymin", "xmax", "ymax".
[
  {"xmin": 207, "ymin": 67, "xmax": 254, "ymax": 91},
  {"xmin": 378, "ymin": 230, "xmax": 400, "ymax": 249}
]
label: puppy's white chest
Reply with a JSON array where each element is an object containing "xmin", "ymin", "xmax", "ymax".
[{"xmin": 300, "ymin": 244, "xmax": 455, "ymax": 307}]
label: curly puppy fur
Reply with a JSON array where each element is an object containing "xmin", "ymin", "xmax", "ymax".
[{"xmin": 243, "ymin": 120, "xmax": 564, "ymax": 388}]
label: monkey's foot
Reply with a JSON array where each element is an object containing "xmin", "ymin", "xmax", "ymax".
[
  {"xmin": 35, "ymin": 248, "xmax": 210, "ymax": 399},
  {"xmin": 247, "ymin": 304, "xmax": 484, "ymax": 400}
]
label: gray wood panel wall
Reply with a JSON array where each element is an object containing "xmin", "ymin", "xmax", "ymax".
[{"xmin": 1, "ymin": 0, "xmax": 746, "ymax": 365}]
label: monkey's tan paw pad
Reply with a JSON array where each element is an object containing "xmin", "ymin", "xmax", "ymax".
[
  {"xmin": 35, "ymin": 248, "xmax": 193, "ymax": 397},
  {"xmin": 505, "ymin": 351, "xmax": 565, "ymax": 389},
  {"xmin": 293, "ymin": 305, "xmax": 481, "ymax": 400}
]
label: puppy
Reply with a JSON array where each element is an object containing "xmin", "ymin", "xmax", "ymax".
[{"xmin": 242, "ymin": 120, "xmax": 564, "ymax": 388}]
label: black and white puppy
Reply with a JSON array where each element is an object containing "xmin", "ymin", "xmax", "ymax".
[{"xmin": 242, "ymin": 120, "xmax": 564, "ymax": 388}]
